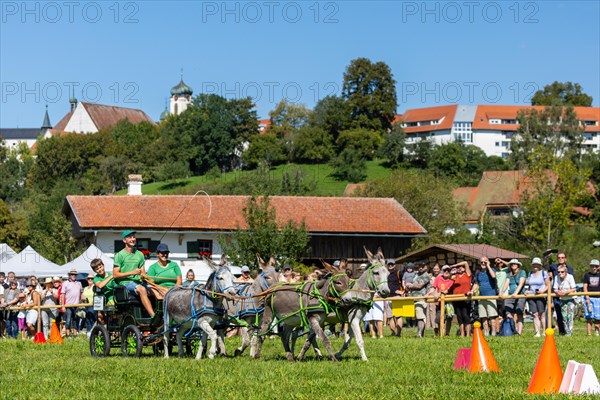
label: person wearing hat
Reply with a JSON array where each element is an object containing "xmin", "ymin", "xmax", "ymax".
[
  {"xmin": 499, "ymin": 259, "xmax": 527, "ymax": 335},
  {"xmin": 235, "ymin": 266, "xmax": 254, "ymax": 284},
  {"xmin": 60, "ymin": 269, "xmax": 83, "ymax": 338},
  {"xmin": 405, "ymin": 261, "xmax": 431, "ymax": 338},
  {"xmin": 145, "ymin": 243, "xmax": 182, "ymax": 299},
  {"xmin": 80, "ymin": 274, "xmax": 97, "ymax": 334},
  {"xmin": 385, "ymin": 259, "xmax": 403, "ymax": 337},
  {"xmin": 24, "ymin": 280, "xmax": 41, "ymax": 339},
  {"xmin": 432, "ymin": 264, "xmax": 456, "ymax": 336},
  {"xmin": 113, "ymin": 230, "xmax": 157, "ymax": 323},
  {"xmin": 41, "ymin": 277, "xmax": 59, "ymax": 339},
  {"xmin": 583, "ymin": 259, "xmax": 600, "ymax": 336},
  {"xmin": 525, "ymin": 257, "xmax": 550, "ymax": 337},
  {"xmin": 279, "ymin": 264, "xmax": 299, "ymax": 283}
]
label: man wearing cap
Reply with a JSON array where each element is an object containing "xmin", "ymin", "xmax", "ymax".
[
  {"xmin": 279, "ymin": 264, "xmax": 298, "ymax": 283},
  {"xmin": 405, "ymin": 262, "xmax": 431, "ymax": 338},
  {"xmin": 113, "ymin": 230, "xmax": 156, "ymax": 322},
  {"xmin": 61, "ymin": 269, "xmax": 83, "ymax": 338},
  {"xmin": 235, "ymin": 266, "xmax": 254, "ymax": 284},
  {"xmin": 583, "ymin": 259, "xmax": 600, "ymax": 336}
]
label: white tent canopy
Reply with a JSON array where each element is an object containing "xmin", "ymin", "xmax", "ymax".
[
  {"xmin": 61, "ymin": 244, "xmax": 113, "ymax": 276},
  {"xmin": 0, "ymin": 245, "xmax": 61, "ymax": 278},
  {"xmin": 0, "ymin": 243, "xmax": 17, "ymax": 263}
]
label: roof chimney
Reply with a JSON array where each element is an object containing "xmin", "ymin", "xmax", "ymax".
[{"xmin": 127, "ymin": 174, "xmax": 143, "ymax": 196}]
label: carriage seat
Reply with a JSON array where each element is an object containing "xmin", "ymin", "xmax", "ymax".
[{"xmin": 114, "ymin": 285, "xmax": 141, "ymax": 306}]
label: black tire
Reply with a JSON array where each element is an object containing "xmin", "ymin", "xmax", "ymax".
[
  {"xmin": 89, "ymin": 325, "xmax": 111, "ymax": 357},
  {"xmin": 121, "ymin": 325, "xmax": 143, "ymax": 357}
]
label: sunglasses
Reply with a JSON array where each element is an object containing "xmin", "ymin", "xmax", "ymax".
[{"xmin": 558, "ymin": 271, "xmax": 566, "ymax": 274}]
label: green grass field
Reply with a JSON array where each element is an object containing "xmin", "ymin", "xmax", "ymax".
[
  {"xmin": 119, "ymin": 160, "xmax": 391, "ymax": 196},
  {"xmin": 2, "ymin": 323, "xmax": 599, "ymax": 400}
]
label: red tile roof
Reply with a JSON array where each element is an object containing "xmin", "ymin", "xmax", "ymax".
[
  {"xmin": 472, "ymin": 105, "xmax": 600, "ymax": 132},
  {"xmin": 400, "ymin": 105, "xmax": 457, "ymax": 133},
  {"xmin": 65, "ymin": 195, "xmax": 427, "ymax": 235},
  {"xmin": 455, "ymin": 170, "xmax": 595, "ymax": 222}
]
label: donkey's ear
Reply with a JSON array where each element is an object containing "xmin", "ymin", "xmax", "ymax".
[
  {"xmin": 376, "ymin": 247, "xmax": 384, "ymax": 261},
  {"xmin": 363, "ymin": 246, "xmax": 374, "ymax": 260},
  {"xmin": 203, "ymin": 255, "xmax": 218, "ymax": 271},
  {"xmin": 219, "ymin": 253, "xmax": 227, "ymax": 266},
  {"xmin": 256, "ymin": 253, "xmax": 265, "ymax": 267},
  {"xmin": 321, "ymin": 259, "xmax": 335, "ymax": 273},
  {"xmin": 268, "ymin": 256, "xmax": 277, "ymax": 269}
]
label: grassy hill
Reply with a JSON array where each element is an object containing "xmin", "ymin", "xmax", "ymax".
[{"xmin": 119, "ymin": 160, "xmax": 392, "ymax": 196}]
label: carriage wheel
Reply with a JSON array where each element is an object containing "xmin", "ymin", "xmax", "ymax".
[
  {"xmin": 121, "ymin": 325, "xmax": 143, "ymax": 357},
  {"xmin": 89, "ymin": 325, "xmax": 111, "ymax": 357}
]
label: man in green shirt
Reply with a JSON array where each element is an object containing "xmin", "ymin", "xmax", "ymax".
[{"xmin": 113, "ymin": 230, "xmax": 156, "ymax": 321}]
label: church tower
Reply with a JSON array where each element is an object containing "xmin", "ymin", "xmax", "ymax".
[{"xmin": 170, "ymin": 71, "xmax": 193, "ymax": 116}]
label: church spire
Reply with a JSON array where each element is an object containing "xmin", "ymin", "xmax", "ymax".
[{"xmin": 41, "ymin": 104, "xmax": 52, "ymax": 130}]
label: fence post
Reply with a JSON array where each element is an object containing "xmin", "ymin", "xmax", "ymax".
[
  {"xmin": 440, "ymin": 294, "xmax": 446, "ymax": 337},
  {"xmin": 547, "ymin": 288, "xmax": 553, "ymax": 330}
]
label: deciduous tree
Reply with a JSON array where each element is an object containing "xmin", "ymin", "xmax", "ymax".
[
  {"xmin": 531, "ymin": 81, "xmax": 593, "ymax": 107},
  {"xmin": 220, "ymin": 196, "xmax": 309, "ymax": 270},
  {"xmin": 342, "ymin": 58, "xmax": 397, "ymax": 133}
]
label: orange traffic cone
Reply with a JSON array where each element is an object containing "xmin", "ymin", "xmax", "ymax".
[
  {"xmin": 469, "ymin": 321, "xmax": 500, "ymax": 373},
  {"xmin": 527, "ymin": 328, "xmax": 563, "ymax": 394},
  {"xmin": 49, "ymin": 320, "xmax": 64, "ymax": 344}
]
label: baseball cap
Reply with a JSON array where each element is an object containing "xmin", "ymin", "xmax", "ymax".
[
  {"xmin": 386, "ymin": 259, "xmax": 395, "ymax": 265},
  {"xmin": 441, "ymin": 265, "xmax": 451, "ymax": 271},
  {"xmin": 590, "ymin": 259, "xmax": 600, "ymax": 266},
  {"xmin": 283, "ymin": 264, "xmax": 291, "ymax": 270},
  {"xmin": 156, "ymin": 243, "xmax": 169, "ymax": 253},
  {"xmin": 122, "ymin": 229, "xmax": 136, "ymax": 239},
  {"xmin": 241, "ymin": 266, "xmax": 250, "ymax": 272}
]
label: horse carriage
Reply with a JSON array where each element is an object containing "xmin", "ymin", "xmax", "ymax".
[
  {"xmin": 88, "ymin": 248, "xmax": 391, "ymax": 362},
  {"xmin": 88, "ymin": 284, "xmax": 170, "ymax": 357}
]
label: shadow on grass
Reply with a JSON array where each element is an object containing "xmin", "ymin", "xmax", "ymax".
[{"xmin": 158, "ymin": 180, "xmax": 191, "ymax": 191}]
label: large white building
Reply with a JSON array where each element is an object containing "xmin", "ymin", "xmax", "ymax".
[{"xmin": 398, "ymin": 104, "xmax": 600, "ymax": 158}]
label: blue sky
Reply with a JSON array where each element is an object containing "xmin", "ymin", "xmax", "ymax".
[{"xmin": 1, "ymin": 0, "xmax": 598, "ymax": 127}]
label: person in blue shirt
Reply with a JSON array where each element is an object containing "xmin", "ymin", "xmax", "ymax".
[{"xmin": 469, "ymin": 257, "xmax": 498, "ymax": 336}]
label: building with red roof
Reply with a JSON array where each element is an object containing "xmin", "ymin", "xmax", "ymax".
[
  {"xmin": 63, "ymin": 190, "xmax": 427, "ymax": 263},
  {"xmin": 396, "ymin": 104, "xmax": 600, "ymax": 157}
]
